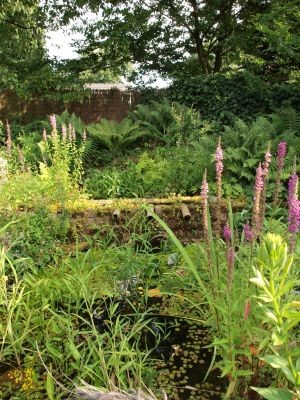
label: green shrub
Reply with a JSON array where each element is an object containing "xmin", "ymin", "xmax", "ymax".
[
  {"xmin": 86, "ymin": 118, "xmax": 149, "ymax": 153},
  {"xmin": 129, "ymin": 98, "xmax": 206, "ymax": 145},
  {"xmin": 167, "ymin": 71, "xmax": 300, "ymax": 125}
]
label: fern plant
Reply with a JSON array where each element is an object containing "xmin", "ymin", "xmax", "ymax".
[
  {"xmin": 86, "ymin": 118, "xmax": 148, "ymax": 153},
  {"xmin": 129, "ymin": 98, "xmax": 203, "ymax": 145}
]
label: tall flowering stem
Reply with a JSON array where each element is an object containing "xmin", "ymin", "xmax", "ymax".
[
  {"xmin": 251, "ymin": 162, "xmax": 264, "ymax": 237},
  {"xmin": 288, "ymin": 172, "xmax": 300, "ymax": 252},
  {"xmin": 201, "ymin": 169, "xmax": 211, "ymax": 268},
  {"xmin": 50, "ymin": 114, "xmax": 57, "ymax": 138},
  {"xmin": 215, "ymin": 136, "xmax": 223, "ymax": 236},
  {"xmin": 259, "ymin": 145, "xmax": 272, "ymax": 233},
  {"xmin": 243, "ymin": 223, "xmax": 254, "ymax": 243},
  {"xmin": 61, "ymin": 125, "xmax": 67, "ymax": 141},
  {"xmin": 273, "ymin": 141, "xmax": 287, "ymax": 205},
  {"xmin": 5, "ymin": 120, "xmax": 12, "ymax": 156},
  {"xmin": 223, "ymin": 224, "xmax": 231, "ymax": 244},
  {"xmin": 227, "ymin": 246, "xmax": 235, "ymax": 291}
]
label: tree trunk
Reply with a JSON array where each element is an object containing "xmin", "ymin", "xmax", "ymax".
[{"xmin": 213, "ymin": 44, "xmax": 223, "ymax": 73}]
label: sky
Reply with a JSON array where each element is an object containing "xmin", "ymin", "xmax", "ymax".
[
  {"xmin": 46, "ymin": 28, "xmax": 81, "ymax": 60},
  {"xmin": 46, "ymin": 26, "xmax": 170, "ymax": 88}
]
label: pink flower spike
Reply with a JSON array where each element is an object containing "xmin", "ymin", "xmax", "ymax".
[
  {"xmin": 262, "ymin": 146, "xmax": 272, "ymax": 177},
  {"xmin": 62, "ymin": 125, "xmax": 67, "ymax": 140},
  {"xmin": 201, "ymin": 170, "xmax": 209, "ymax": 199},
  {"xmin": 277, "ymin": 141, "xmax": 287, "ymax": 159},
  {"xmin": 49, "ymin": 114, "xmax": 57, "ymax": 131},
  {"xmin": 223, "ymin": 224, "xmax": 231, "ymax": 242},
  {"xmin": 215, "ymin": 137, "xmax": 224, "ymax": 177},
  {"xmin": 288, "ymin": 173, "xmax": 300, "ymax": 234},
  {"xmin": 243, "ymin": 223, "xmax": 254, "ymax": 242}
]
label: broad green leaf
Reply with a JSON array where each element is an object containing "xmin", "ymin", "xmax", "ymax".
[
  {"xmin": 235, "ymin": 370, "xmax": 254, "ymax": 376},
  {"xmin": 251, "ymin": 387, "xmax": 293, "ymax": 400},
  {"xmin": 282, "ymin": 367, "xmax": 296, "ymax": 384},
  {"xmin": 261, "ymin": 355, "xmax": 288, "ymax": 368},
  {"xmin": 46, "ymin": 372, "xmax": 55, "ymax": 400}
]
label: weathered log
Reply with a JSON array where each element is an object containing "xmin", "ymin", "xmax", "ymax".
[
  {"xmin": 181, "ymin": 204, "xmax": 191, "ymax": 221},
  {"xmin": 113, "ymin": 209, "xmax": 121, "ymax": 221},
  {"xmin": 154, "ymin": 205, "xmax": 163, "ymax": 215},
  {"xmin": 146, "ymin": 204, "xmax": 154, "ymax": 220}
]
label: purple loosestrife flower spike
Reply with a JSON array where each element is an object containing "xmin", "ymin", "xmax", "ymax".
[
  {"xmin": 6, "ymin": 120, "xmax": 12, "ymax": 155},
  {"xmin": 62, "ymin": 125, "xmax": 67, "ymax": 140},
  {"xmin": 288, "ymin": 173, "xmax": 298, "ymax": 205},
  {"xmin": 50, "ymin": 114, "xmax": 57, "ymax": 132},
  {"xmin": 260, "ymin": 145, "xmax": 272, "ymax": 234},
  {"xmin": 262, "ymin": 145, "xmax": 272, "ymax": 177},
  {"xmin": 201, "ymin": 170, "xmax": 209, "ymax": 232},
  {"xmin": 288, "ymin": 198, "xmax": 300, "ymax": 234},
  {"xmin": 215, "ymin": 137, "xmax": 223, "ymax": 235},
  {"xmin": 288, "ymin": 173, "xmax": 300, "ymax": 233},
  {"xmin": 215, "ymin": 136, "xmax": 224, "ymax": 178},
  {"xmin": 243, "ymin": 223, "xmax": 254, "ymax": 242},
  {"xmin": 277, "ymin": 141, "xmax": 287, "ymax": 167},
  {"xmin": 201, "ymin": 169, "xmax": 211, "ymax": 267},
  {"xmin": 252, "ymin": 162, "xmax": 264, "ymax": 236},
  {"xmin": 223, "ymin": 224, "xmax": 231, "ymax": 242}
]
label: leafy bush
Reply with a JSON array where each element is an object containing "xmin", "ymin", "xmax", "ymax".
[
  {"xmin": 86, "ymin": 118, "xmax": 148, "ymax": 153},
  {"xmin": 167, "ymin": 71, "xmax": 300, "ymax": 125},
  {"xmin": 129, "ymin": 98, "xmax": 205, "ymax": 145},
  {"xmin": 1, "ymin": 208, "xmax": 69, "ymax": 270},
  {"xmin": 222, "ymin": 107, "xmax": 300, "ymax": 186},
  {"xmin": 84, "ymin": 143, "xmax": 215, "ymax": 199}
]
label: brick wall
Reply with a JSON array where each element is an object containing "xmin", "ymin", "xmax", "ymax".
[{"xmin": 0, "ymin": 89, "xmax": 140, "ymax": 124}]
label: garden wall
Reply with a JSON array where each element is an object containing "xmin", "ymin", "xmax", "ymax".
[{"xmin": 0, "ymin": 87, "xmax": 140, "ymax": 124}]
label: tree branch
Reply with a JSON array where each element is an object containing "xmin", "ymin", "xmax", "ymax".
[{"xmin": 2, "ymin": 18, "xmax": 38, "ymax": 32}]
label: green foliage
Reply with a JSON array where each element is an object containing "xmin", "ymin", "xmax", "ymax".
[
  {"xmin": 2, "ymin": 208, "xmax": 68, "ymax": 270},
  {"xmin": 222, "ymin": 108, "xmax": 300, "ymax": 186},
  {"xmin": 167, "ymin": 71, "xmax": 300, "ymax": 125},
  {"xmin": 0, "ymin": 123, "xmax": 86, "ymax": 209},
  {"xmin": 84, "ymin": 142, "xmax": 215, "ymax": 199},
  {"xmin": 61, "ymin": 0, "xmax": 299, "ymax": 78},
  {"xmin": 0, "ymin": 239, "xmax": 159, "ymax": 398},
  {"xmin": 86, "ymin": 118, "xmax": 148, "ymax": 153},
  {"xmin": 129, "ymin": 99, "xmax": 205, "ymax": 145},
  {"xmin": 250, "ymin": 233, "xmax": 300, "ymax": 399},
  {"xmin": 238, "ymin": 0, "xmax": 300, "ymax": 81}
]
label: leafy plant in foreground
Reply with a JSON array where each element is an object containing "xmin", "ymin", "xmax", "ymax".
[{"xmin": 250, "ymin": 233, "xmax": 300, "ymax": 400}]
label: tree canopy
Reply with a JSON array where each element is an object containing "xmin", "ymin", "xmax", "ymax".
[
  {"xmin": 76, "ymin": 0, "xmax": 262, "ymax": 75},
  {"xmin": 0, "ymin": 0, "xmax": 298, "ymax": 97}
]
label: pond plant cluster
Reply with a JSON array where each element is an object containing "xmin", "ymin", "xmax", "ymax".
[{"xmin": 0, "ymin": 113, "xmax": 299, "ymax": 400}]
